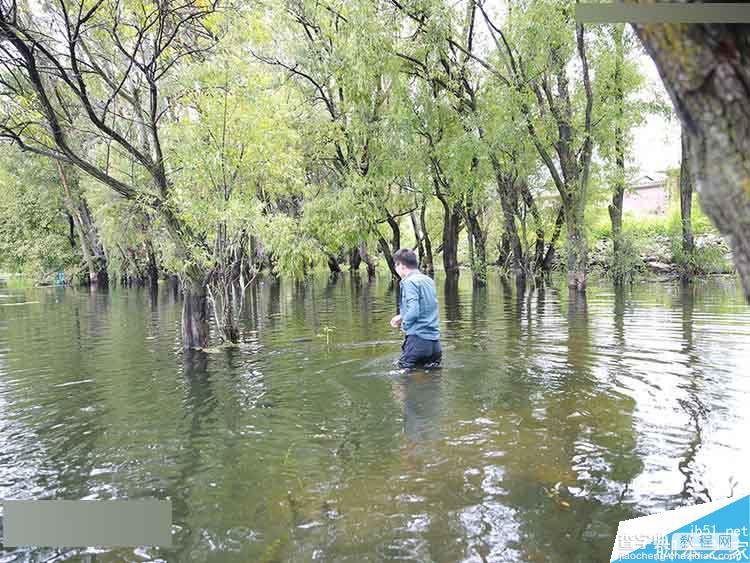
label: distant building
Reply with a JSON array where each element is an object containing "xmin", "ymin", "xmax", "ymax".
[{"xmin": 623, "ymin": 172, "xmax": 673, "ymax": 216}]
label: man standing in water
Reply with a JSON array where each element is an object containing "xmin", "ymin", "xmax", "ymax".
[{"xmin": 390, "ymin": 249, "xmax": 442, "ymax": 369}]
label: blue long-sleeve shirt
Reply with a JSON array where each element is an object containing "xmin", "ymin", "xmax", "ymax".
[{"xmin": 399, "ymin": 271, "xmax": 440, "ymax": 340}]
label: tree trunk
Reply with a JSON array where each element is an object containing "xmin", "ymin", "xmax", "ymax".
[
  {"xmin": 410, "ymin": 209, "xmax": 425, "ymax": 269},
  {"xmin": 497, "ymin": 233, "xmax": 511, "ymax": 269},
  {"xmin": 465, "ymin": 207, "xmax": 487, "ymax": 286},
  {"xmin": 542, "ymin": 206, "xmax": 565, "ymax": 273},
  {"xmin": 419, "ymin": 200, "xmax": 434, "ymax": 276},
  {"xmin": 565, "ymin": 201, "xmax": 588, "ymax": 292},
  {"xmin": 327, "ymin": 252, "xmax": 342, "ymax": 274},
  {"xmin": 609, "ymin": 24, "xmax": 626, "ymax": 286},
  {"xmin": 633, "ymin": 20, "xmax": 750, "ymax": 301},
  {"xmin": 349, "ymin": 246, "xmax": 362, "ymax": 271},
  {"xmin": 56, "ymin": 161, "xmax": 108, "ymax": 287},
  {"xmin": 182, "ymin": 280, "xmax": 210, "ymax": 350},
  {"xmin": 386, "ymin": 212, "xmax": 401, "ymax": 253},
  {"xmin": 377, "ymin": 234, "xmax": 399, "ymax": 280},
  {"xmin": 145, "ymin": 238, "xmax": 159, "ymax": 289},
  {"xmin": 491, "ymin": 161, "xmax": 524, "ymax": 276},
  {"xmin": 437, "ymin": 195, "xmax": 461, "ymax": 276},
  {"xmin": 519, "ymin": 180, "xmax": 545, "ymax": 273},
  {"xmin": 358, "ymin": 241, "xmax": 376, "ymax": 278},
  {"xmin": 680, "ymin": 125, "xmax": 695, "ymax": 259}
]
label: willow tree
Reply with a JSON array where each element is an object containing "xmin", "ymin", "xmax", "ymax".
[
  {"xmin": 0, "ymin": 0, "xmax": 228, "ymax": 348},
  {"xmin": 0, "ymin": 147, "xmax": 81, "ymax": 279},
  {"xmin": 477, "ymin": 0, "xmax": 595, "ymax": 292},
  {"xmin": 390, "ymin": 0, "xmax": 556, "ymax": 283},
  {"xmin": 166, "ymin": 22, "xmax": 302, "ymax": 343},
  {"xmin": 592, "ymin": 24, "xmax": 653, "ymax": 284},
  {"xmin": 256, "ymin": 0, "xmax": 413, "ymax": 280},
  {"xmin": 633, "ymin": 16, "xmax": 750, "ymax": 301}
]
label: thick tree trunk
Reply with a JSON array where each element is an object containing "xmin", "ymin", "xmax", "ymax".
[
  {"xmin": 386, "ymin": 212, "xmax": 401, "ymax": 253},
  {"xmin": 327, "ymin": 252, "xmax": 342, "ymax": 274},
  {"xmin": 542, "ymin": 206, "xmax": 565, "ymax": 273},
  {"xmin": 182, "ymin": 281, "xmax": 210, "ymax": 350},
  {"xmin": 497, "ymin": 233, "xmax": 511, "ymax": 269},
  {"xmin": 465, "ymin": 207, "xmax": 487, "ymax": 286},
  {"xmin": 565, "ymin": 200, "xmax": 588, "ymax": 293},
  {"xmin": 377, "ymin": 234, "xmax": 399, "ymax": 280},
  {"xmin": 145, "ymin": 238, "xmax": 159, "ymax": 289},
  {"xmin": 491, "ymin": 160, "xmax": 524, "ymax": 276},
  {"xmin": 358, "ymin": 241, "xmax": 376, "ymax": 277},
  {"xmin": 437, "ymin": 195, "xmax": 461, "ymax": 276},
  {"xmin": 519, "ymin": 180, "xmax": 545, "ymax": 273},
  {"xmin": 633, "ymin": 19, "xmax": 750, "ymax": 301},
  {"xmin": 680, "ymin": 126, "xmax": 695, "ymax": 259},
  {"xmin": 218, "ymin": 286, "xmax": 239, "ymax": 343},
  {"xmin": 349, "ymin": 246, "xmax": 362, "ymax": 271}
]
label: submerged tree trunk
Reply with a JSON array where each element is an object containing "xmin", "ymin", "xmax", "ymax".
[
  {"xmin": 182, "ymin": 280, "xmax": 210, "ymax": 350},
  {"xmin": 542, "ymin": 206, "xmax": 565, "ymax": 273},
  {"xmin": 358, "ymin": 241, "xmax": 376, "ymax": 277},
  {"xmin": 465, "ymin": 206, "xmax": 487, "ymax": 286},
  {"xmin": 349, "ymin": 246, "xmax": 362, "ymax": 271},
  {"xmin": 565, "ymin": 200, "xmax": 588, "ymax": 293},
  {"xmin": 633, "ymin": 20, "xmax": 750, "ymax": 301},
  {"xmin": 327, "ymin": 252, "xmax": 342, "ymax": 274},
  {"xmin": 519, "ymin": 180, "xmax": 545, "ymax": 274},
  {"xmin": 144, "ymin": 238, "xmax": 159, "ymax": 289},
  {"xmin": 437, "ymin": 194, "xmax": 461, "ymax": 277},
  {"xmin": 490, "ymin": 159, "xmax": 523, "ymax": 276}
]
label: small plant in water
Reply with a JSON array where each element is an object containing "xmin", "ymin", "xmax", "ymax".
[{"xmin": 317, "ymin": 324, "xmax": 336, "ymax": 347}]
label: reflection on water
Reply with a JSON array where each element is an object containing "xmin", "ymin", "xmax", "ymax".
[{"xmin": 1, "ymin": 273, "xmax": 750, "ymax": 562}]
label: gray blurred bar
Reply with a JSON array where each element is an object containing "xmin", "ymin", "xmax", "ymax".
[
  {"xmin": 576, "ymin": 3, "xmax": 750, "ymax": 23},
  {"xmin": 2, "ymin": 500, "xmax": 172, "ymax": 547}
]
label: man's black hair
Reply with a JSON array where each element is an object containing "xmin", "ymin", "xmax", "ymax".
[{"xmin": 393, "ymin": 248, "xmax": 418, "ymax": 269}]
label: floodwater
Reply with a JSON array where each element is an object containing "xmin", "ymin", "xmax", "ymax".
[{"xmin": 1, "ymin": 273, "xmax": 749, "ymax": 563}]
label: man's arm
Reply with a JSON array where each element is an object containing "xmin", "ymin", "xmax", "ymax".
[{"xmin": 400, "ymin": 280, "xmax": 420, "ymax": 331}]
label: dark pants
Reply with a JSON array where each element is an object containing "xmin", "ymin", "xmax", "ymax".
[{"xmin": 398, "ymin": 334, "xmax": 442, "ymax": 369}]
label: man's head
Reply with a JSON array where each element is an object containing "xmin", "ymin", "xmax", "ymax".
[{"xmin": 393, "ymin": 248, "xmax": 419, "ymax": 279}]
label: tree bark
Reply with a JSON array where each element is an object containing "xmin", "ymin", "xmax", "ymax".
[
  {"xmin": 565, "ymin": 200, "xmax": 588, "ymax": 293},
  {"xmin": 542, "ymin": 206, "xmax": 565, "ymax": 273},
  {"xmin": 386, "ymin": 211, "xmax": 401, "ymax": 253},
  {"xmin": 410, "ymin": 209, "xmax": 425, "ymax": 269},
  {"xmin": 327, "ymin": 252, "xmax": 342, "ymax": 274},
  {"xmin": 633, "ymin": 18, "xmax": 750, "ymax": 301},
  {"xmin": 436, "ymin": 194, "xmax": 461, "ymax": 276},
  {"xmin": 680, "ymin": 125, "xmax": 695, "ymax": 259},
  {"xmin": 609, "ymin": 24, "xmax": 627, "ymax": 286},
  {"xmin": 419, "ymin": 199, "xmax": 435, "ymax": 276},
  {"xmin": 519, "ymin": 180, "xmax": 545, "ymax": 273},
  {"xmin": 56, "ymin": 161, "xmax": 108, "ymax": 287},
  {"xmin": 358, "ymin": 241, "xmax": 376, "ymax": 277},
  {"xmin": 349, "ymin": 246, "xmax": 362, "ymax": 271},
  {"xmin": 377, "ymin": 234, "xmax": 399, "ymax": 280},
  {"xmin": 182, "ymin": 280, "xmax": 210, "ymax": 350},
  {"xmin": 490, "ymin": 159, "xmax": 524, "ymax": 276},
  {"xmin": 465, "ymin": 206, "xmax": 487, "ymax": 286},
  {"xmin": 145, "ymin": 238, "xmax": 159, "ymax": 289}
]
